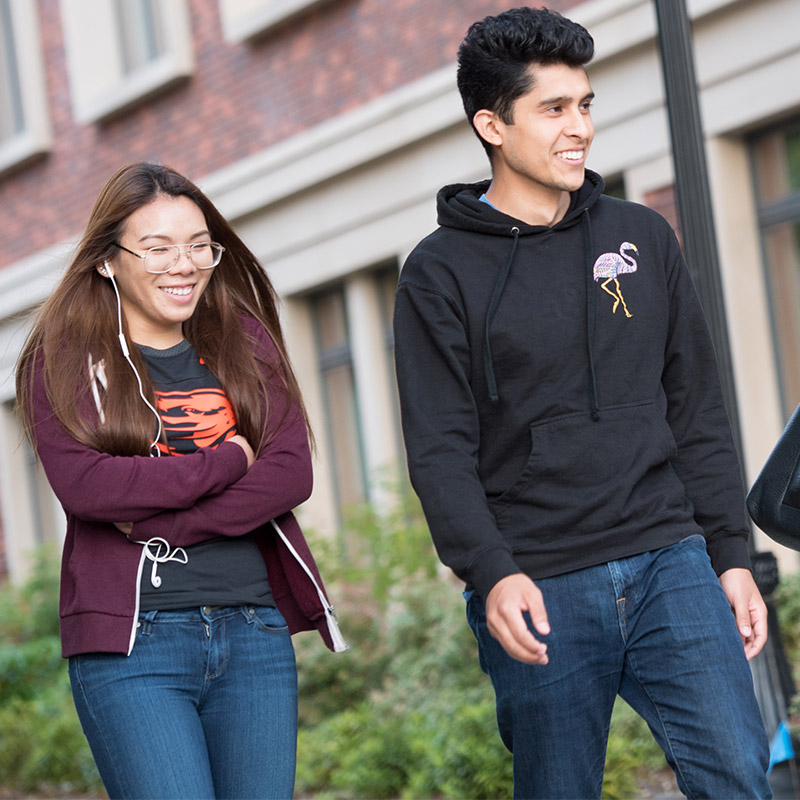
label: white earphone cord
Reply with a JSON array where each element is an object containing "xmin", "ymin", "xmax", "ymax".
[{"xmin": 104, "ymin": 264, "xmax": 163, "ymax": 457}]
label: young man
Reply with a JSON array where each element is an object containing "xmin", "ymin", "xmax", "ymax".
[{"xmin": 393, "ymin": 7, "xmax": 772, "ymax": 798}]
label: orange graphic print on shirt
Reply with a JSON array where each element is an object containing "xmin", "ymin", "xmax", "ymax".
[{"xmin": 154, "ymin": 388, "xmax": 237, "ymax": 455}]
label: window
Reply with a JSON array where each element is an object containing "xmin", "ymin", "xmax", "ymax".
[
  {"xmin": 374, "ymin": 263, "xmax": 406, "ymax": 472},
  {"xmin": 0, "ymin": 0, "xmax": 50, "ymax": 176},
  {"xmin": 644, "ymin": 184, "xmax": 681, "ymax": 244},
  {"xmin": 752, "ymin": 119, "xmax": 800, "ymax": 416},
  {"xmin": 115, "ymin": 0, "xmax": 165, "ymax": 74},
  {"xmin": 0, "ymin": 0, "xmax": 24, "ymax": 141},
  {"xmin": 311, "ymin": 286, "xmax": 367, "ymax": 515},
  {"xmin": 753, "ymin": 120, "xmax": 800, "ymax": 203},
  {"xmin": 306, "ymin": 263, "xmax": 406, "ymax": 522},
  {"xmin": 603, "ymin": 177, "xmax": 626, "ymax": 199},
  {"xmin": 60, "ymin": 0, "xmax": 193, "ymax": 124},
  {"xmin": 218, "ymin": 0, "xmax": 336, "ymax": 42}
]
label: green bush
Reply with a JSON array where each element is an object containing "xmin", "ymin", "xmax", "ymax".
[
  {"xmin": 0, "ymin": 504, "xmax": 669, "ymax": 799},
  {"xmin": 295, "ymin": 495, "xmax": 668, "ymax": 799},
  {"xmin": 296, "ymin": 569, "xmax": 512, "ymax": 800},
  {"xmin": 0, "ymin": 548, "xmax": 102, "ymax": 796},
  {"xmin": 294, "ymin": 496, "xmax": 512, "ymax": 799},
  {"xmin": 604, "ymin": 699, "xmax": 668, "ymax": 799},
  {"xmin": 775, "ymin": 572, "xmax": 800, "ymax": 745},
  {"xmin": 0, "ymin": 675, "xmax": 100, "ymax": 795},
  {"xmin": 776, "ymin": 571, "xmax": 800, "ymax": 672}
]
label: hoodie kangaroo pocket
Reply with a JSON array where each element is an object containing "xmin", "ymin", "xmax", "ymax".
[{"xmin": 488, "ymin": 401, "xmax": 685, "ymax": 543}]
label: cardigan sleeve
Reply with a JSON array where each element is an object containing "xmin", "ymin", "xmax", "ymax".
[
  {"xmin": 121, "ymin": 319, "xmax": 313, "ymax": 547},
  {"xmin": 31, "ymin": 357, "xmax": 248, "ymax": 523}
]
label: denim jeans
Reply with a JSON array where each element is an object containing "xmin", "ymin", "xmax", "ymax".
[
  {"xmin": 69, "ymin": 605, "xmax": 297, "ymax": 799},
  {"xmin": 466, "ymin": 535, "xmax": 772, "ymax": 799}
]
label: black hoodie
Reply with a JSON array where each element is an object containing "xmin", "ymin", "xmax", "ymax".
[{"xmin": 393, "ymin": 171, "xmax": 750, "ymax": 599}]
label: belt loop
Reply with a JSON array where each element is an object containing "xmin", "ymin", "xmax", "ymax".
[{"xmin": 138, "ymin": 609, "xmax": 158, "ymax": 636}]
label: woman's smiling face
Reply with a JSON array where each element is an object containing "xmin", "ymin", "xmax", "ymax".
[{"xmin": 103, "ymin": 195, "xmax": 217, "ymax": 349}]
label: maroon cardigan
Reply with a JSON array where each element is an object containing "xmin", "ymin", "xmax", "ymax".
[{"xmin": 31, "ymin": 316, "xmax": 338, "ymax": 657}]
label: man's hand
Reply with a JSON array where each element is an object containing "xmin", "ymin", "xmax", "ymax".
[
  {"xmin": 485, "ymin": 573, "xmax": 550, "ymax": 665},
  {"xmin": 113, "ymin": 522, "xmax": 133, "ymax": 534},
  {"xmin": 718, "ymin": 567, "xmax": 768, "ymax": 660}
]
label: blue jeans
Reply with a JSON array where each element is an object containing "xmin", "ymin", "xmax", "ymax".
[
  {"xmin": 466, "ymin": 535, "xmax": 772, "ymax": 799},
  {"xmin": 69, "ymin": 605, "xmax": 297, "ymax": 799}
]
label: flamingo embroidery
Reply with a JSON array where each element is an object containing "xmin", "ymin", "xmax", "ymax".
[{"xmin": 593, "ymin": 242, "xmax": 639, "ymax": 318}]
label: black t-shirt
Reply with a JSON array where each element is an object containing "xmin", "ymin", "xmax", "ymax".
[{"xmin": 136, "ymin": 339, "xmax": 274, "ymax": 611}]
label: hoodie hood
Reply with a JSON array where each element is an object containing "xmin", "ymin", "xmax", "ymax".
[
  {"xmin": 435, "ymin": 171, "xmax": 605, "ymax": 409},
  {"xmin": 436, "ymin": 169, "xmax": 605, "ymax": 236}
]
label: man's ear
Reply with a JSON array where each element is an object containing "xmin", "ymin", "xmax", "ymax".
[{"xmin": 473, "ymin": 109, "xmax": 504, "ymax": 148}]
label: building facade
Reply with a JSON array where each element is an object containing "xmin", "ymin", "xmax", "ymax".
[{"xmin": 1, "ymin": 0, "xmax": 799, "ymax": 580}]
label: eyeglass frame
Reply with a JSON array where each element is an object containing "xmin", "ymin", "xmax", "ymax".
[{"xmin": 112, "ymin": 241, "xmax": 225, "ymax": 273}]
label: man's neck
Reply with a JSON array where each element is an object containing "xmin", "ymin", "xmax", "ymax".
[{"xmin": 484, "ymin": 178, "xmax": 572, "ymax": 227}]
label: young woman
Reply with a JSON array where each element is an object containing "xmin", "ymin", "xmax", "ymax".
[{"xmin": 16, "ymin": 162, "xmax": 346, "ymax": 800}]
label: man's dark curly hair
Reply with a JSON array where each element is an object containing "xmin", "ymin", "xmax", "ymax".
[{"xmin": 457, "ymin": 6, "xmax": 594, "ymax": 159}]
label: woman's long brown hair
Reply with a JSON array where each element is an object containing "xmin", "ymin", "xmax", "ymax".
[{"xmin": 16, "ymin": 162, "xmax": 311, "ymax": 457}]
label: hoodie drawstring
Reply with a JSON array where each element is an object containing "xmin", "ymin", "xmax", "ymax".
[
  {"xmin": 583, "ymin": 210, "xmax": 601, "ymax": 420},
  {"xmin": 482, "ymin": 214, "xmax": 600, "ymax": 420},
  {"xmin": 484, "ymin": 226, "xmax": 520, "ymax": 403}
]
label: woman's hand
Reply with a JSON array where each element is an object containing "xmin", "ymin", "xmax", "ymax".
[
  {"xmin": 110, "ymin": 435, "xmax": 254, "ymax": 534},
  {"xmin": 229, "ymin": 434, "xmax": 256, "ymax": 469},
  {"xmin": 114, "ymin": 522, "xmax": 133, "ymax": 534}
]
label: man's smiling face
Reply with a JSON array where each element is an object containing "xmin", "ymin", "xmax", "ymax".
[{"xmin": 489, "ymin": 63, "xmax": 595, "ymax": 202}]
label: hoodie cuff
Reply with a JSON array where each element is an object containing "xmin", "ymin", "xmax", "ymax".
[
  {"xmin": 468, "ymin": 547, "xmax": 523, "ymax": 600},
  {"xmin": 705, "ymin": 532, "xmax": 751, "ymax": 576}
]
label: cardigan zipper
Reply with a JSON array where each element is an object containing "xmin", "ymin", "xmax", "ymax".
[
  {"xmin": 127, "ymin": 547, "xmax": 147, "ymax": 656},
  {"xmin": 270, "ymin": 520, "xmax": 348, "ymax": 652}
]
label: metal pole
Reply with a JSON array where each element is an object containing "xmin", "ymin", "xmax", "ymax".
[
  {"xmin": 653, "ymin": 0, "xmax": 794, "ymax": 764},
  {"xmin": 652, "ymin": 0, "xmax": 745, "ymax": 471}
]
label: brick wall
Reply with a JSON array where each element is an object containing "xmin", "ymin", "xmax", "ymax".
[
  {"xmin": 1, "ymin": 0, "xmax": 581, "ymax": 271},
  {"xmin": 644, "ymin": 184, "xmax": 682, "ymax": 246}
]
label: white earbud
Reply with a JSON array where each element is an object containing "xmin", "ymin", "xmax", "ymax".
[{"xmin": 100, "ymin": 260, "xmax": 113, "ymax": 277}]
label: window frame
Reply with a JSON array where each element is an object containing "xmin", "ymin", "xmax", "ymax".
[
  {"xmin": 218, "ymin": 0, "xmax": 336, "ymax": 43},
  {"xmin": 310, "ymin": 283, "xmax": 368, "ymax": 518},
  {"xmin": 60, "ymin": 0, "xmax": 193, "ymax": 125},
  {"xmin": 751, "ymin": 118, "xmax": 800, "ymax": 419},
  {"xmin": 0, "ymin": 0, "xmax": 51, "ymax": 177}
]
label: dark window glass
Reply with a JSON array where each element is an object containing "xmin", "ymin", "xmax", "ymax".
[
  {"xmin": 311, "ymin": 286, "xmax": 367, "ymax": 515},
  {"xmin": 752, "ymin": 119, "xmax": 800, "ymax": 414}
]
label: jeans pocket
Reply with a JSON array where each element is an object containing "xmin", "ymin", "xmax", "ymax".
[{"xmin": 248, "ymin": 605, "xmax": 289, "ymax": 634}]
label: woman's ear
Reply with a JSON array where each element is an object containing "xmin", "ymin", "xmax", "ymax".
[
  {"xmin": 97, "ymin": 260, "xmax": 113, "ymax": 278},
  {"xmin": 473, "ymin": 109, "xmax": 505, "ymax": 148}
]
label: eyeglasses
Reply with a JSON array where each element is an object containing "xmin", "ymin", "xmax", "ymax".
[{"xmin": 113, "ymin": 241, "xmax": 225, "ymax": 274}]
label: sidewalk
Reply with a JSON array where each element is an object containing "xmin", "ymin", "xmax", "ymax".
[
  {"xmin": 641, "ymin": 759, "xmax": 799, "ymax": 799},
  {"xmin": 771, "ymin": 759, "xmax": 800, "ymax": 799}
]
